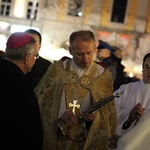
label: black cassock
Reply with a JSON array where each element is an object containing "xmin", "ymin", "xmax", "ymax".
[{"xmin": 0, "ymin": 59, "xmax": 43, "ymax": 150}]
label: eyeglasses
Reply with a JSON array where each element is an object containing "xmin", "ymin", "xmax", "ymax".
[{"xmin": 28, "ymin": 53, "xmax": 39, "ymax": 60}]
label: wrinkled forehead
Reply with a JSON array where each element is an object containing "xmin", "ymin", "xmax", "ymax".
[{"xmin": 72, "ymin": 38, "xmax": 95, "ymax": 47}]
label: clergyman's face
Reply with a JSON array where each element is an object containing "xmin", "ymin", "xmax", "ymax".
[
  {"xmin": 143, "ymin": 57, "xmax": 150, "ymax": 84},
  {"xmin": 69, "ymin": 38, "xmax": 96, "ymax": 69}
]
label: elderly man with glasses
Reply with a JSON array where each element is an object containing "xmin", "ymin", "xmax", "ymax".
[{"xmin": 0, "ymin": 32, "xmax": 43, "ymax": 150}]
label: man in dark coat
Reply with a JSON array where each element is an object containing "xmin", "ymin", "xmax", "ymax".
[
  {"xmin": 25, "ymin": 29, "xmax": 52, "ymax": 90},
  {"xmin": 112, "ymin": 46, "xmax": 126, "ymax": 90},
  {"xmin": 0, "ymin": 32, "xmax": 43, "ymax": 150},
  {"xmin": 96, "ymin": 40, "xmax": 116, "ymax": 83}
]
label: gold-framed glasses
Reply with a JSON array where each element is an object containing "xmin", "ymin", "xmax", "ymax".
[{"xmin": 28, "ymin": 53, "xmax": 39, "ymax": 60}]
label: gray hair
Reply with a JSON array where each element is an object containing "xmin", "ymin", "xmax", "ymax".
[{"xmin": 5, "ymin": 38, "xmax": 36, "ymax": 61}]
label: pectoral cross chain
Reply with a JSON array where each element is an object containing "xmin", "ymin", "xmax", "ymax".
[{"xmin": 69, "ymin": 100, "xmax": 80, "ymax": 114}]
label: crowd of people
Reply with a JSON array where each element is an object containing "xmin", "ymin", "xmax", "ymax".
[{"xmin": 0, "ymin": 29, "xmax": 149, "ymax": 150}]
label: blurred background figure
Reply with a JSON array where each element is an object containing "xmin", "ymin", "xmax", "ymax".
[
  {"xmin": 25, "ymin": 29, "xmax": 52, "ymax": 90},
  {"xmin": 112, "ymin": 46, "xmax": 126, "ymax": 90},
  {"xmin": 0, "ymin": 50, "xmax": 5, "ymax": 60},
  {"xmin": 96, "ymin": 40, "xmax": 116, "ymax": 83},
  {"xmin": 113, "ymin": 46, "xmax": 124, "ymax": 59}
]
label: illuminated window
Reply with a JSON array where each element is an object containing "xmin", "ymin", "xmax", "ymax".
[
  {"xmin": 0, "ymin": 0, "xmax": 12, "ymax": 16},
  {"xmin": 67, "ymin": 0, "xmax": 83, "ymax": 17},
  {"xmin": 26, "ymin": 1, "xmax": 39, "ymax": 20},
  {"xmin": 111, "ymin": 0, "xmax": 128, "ymax": 23}
]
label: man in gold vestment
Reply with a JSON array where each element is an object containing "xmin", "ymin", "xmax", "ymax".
[{"xmin": 35, "ymin": 30, "xmax": 117, "ymax": 150}]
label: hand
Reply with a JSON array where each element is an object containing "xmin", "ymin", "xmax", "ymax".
[
  {"xmin": 108, "ymin": 134, "xmax": 121, "ymax": 149},
  {"xmin": 60, "ymin": 110, "xmax": 78, "ymax": 127},
  {"xmin": 128, "ymin": 103, "xmax": 145, "ymax": 122},
  {"xmin": 80, "ymin": 112, "xmax": 97, "ymax": 121}
]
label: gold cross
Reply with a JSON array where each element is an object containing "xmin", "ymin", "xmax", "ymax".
[{"xmin": 69, "ymin": 100, "xmax": 80, "ymax": 114}]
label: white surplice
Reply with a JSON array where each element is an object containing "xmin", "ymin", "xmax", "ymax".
[
  {"xmin": 117, "ymin": 108, "xmax": 150, "ymax": 150},
  {"xmin": 114, "ymin": 80, "xmax": 150, "ymax": 136}
]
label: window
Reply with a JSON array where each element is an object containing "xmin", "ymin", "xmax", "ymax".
[
  {"xmin": 0, "ymin": 0, "xmax": 12, "ymax": 16},
  {"xmin": 26, "ymin": 1, "xmax": 39, "ymax": 20},
  {"xmin": 111, "ymin": 0, "xmax": 128, "ymax": 23},
  {"xmin": 67, "ymin": 0, "xmax": 83, "ymax": 17}
]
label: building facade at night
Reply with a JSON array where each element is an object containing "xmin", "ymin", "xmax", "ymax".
[{"xmin": 0, "ymin": 0, "xmax": 150, "ymax": 77}]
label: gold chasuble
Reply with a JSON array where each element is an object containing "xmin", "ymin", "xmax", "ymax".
[{"xmin": 35, "ymin": 57, "xmax": 117, "ymax": 150}]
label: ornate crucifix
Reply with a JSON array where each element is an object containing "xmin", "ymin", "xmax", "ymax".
[{"xmin": 69, "ymin": 100, "xmax": 80, "ymax": 114}]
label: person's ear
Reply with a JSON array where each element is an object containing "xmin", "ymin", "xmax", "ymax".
[
  {"xmin": 39, "ymin": 44, "xmax": 41, "ymax": 50},
  {"xmin": 22, "ymin": 55, "xmax": 30, "ymax": 74},
  {"xmin": 94, "ymin": 46, "xmax": 96, "ymax": 53},
  {"xmin": 24, "ymin": 54, "xmax": 29, "ymax": 65},
  {"xmin": 69, "ymin": 46, "xmax": 73, "ymax": 55}
]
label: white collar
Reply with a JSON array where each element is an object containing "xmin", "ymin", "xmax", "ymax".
[{"xmin": 70, "ymin": 60, "xmax": 93, "ymax": 78}]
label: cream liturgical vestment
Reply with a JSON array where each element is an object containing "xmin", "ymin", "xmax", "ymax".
[
  {"xmin": 35, "ymin": 57, "xmax": 117, "ymax": 150},
  {"xmin": 117, "ymin": 108, "xmax": 150, "ymax": 150},
  {"xmin": 114, "ymin": 80, "xmax": 150, "ymax": 136}
]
